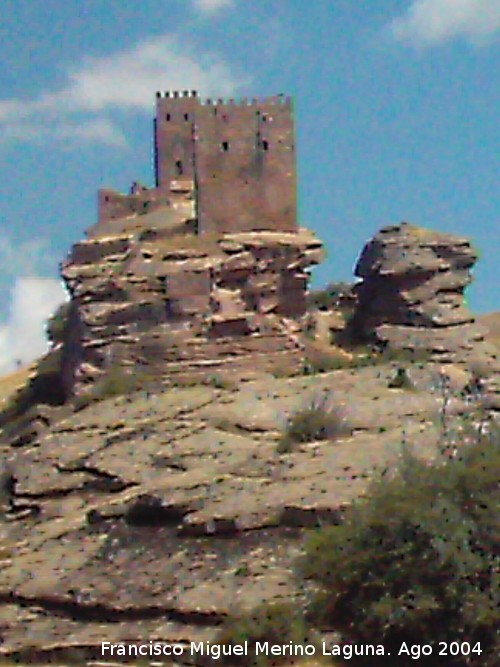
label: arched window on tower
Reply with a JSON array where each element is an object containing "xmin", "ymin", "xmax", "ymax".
[
  {"xmin": 262, "ymin": 140, "xmax": 269, "ymax": 151},
  {"xmin": 166, "ymin": 113, "xmax": 171, "ymax": 121},
  {"xmin": 175, "ymin": 160, "xmax": 183, "ymax": 176},
  {"xmin": 221, "ymin": 141, "xmax": 229, "ymax": 152}
]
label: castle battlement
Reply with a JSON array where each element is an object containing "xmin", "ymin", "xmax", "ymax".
[
  {"xmin": 99, "ymin": 91, "xmax": 297, "ymax": 236},
  {"xmin": 199, "ymin": 95, "xmax": 291, "ymax": 107},
  {"xmin": 155, "ymin": 91, "xmax": 291, "ymax": 107},
  {"xmin": 156, "ymin": 90, "xmax": 199, "ymax": 99}
]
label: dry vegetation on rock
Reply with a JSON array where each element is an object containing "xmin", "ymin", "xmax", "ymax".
[
  {"xmin": 277, "ymin": 392, "xmax": 350, "ymax": 453},
  {"xmin": 0, "ymin": 221, "xmax": 498, "ymax": 665},
  {"xmin": 301, "ymin": 424, "xmax": 500, "ymax": 667}
]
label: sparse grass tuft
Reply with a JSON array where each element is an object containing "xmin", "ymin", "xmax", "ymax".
[
  {"xmin": 302, "ymin": 343, "xmax": 353, "ymax": 374},
  {"xmin": 204, "ymin": 373, "xmax": 239, "ymax": 391},
  {"xmin": 271, "ymin": 359, "xmax": 302, "ymax": 379},
  {"xmin": 218, "ymin": 602, "xmax": 315, "ymax": 666},
  {"xmin": 73, "ymin": 365, "xmax": 154, "ymax": 411},
  {"xmin": 278, "ymin": 393, "xmax": 349, "ymax": 453}
]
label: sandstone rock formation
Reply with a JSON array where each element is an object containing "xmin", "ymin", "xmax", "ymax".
[
  {"xmin": 478, "ymin": 311, "xmax": 500, "ymax": 349},
  {"xmin": 1, "ymin": 82, "xmax": 497, "ymax": 660},
  {"xmin": 350, "ymin": 223, "xmax": 500, "ymax": 409},
  {"xmin": 0, "ymin": 362, "xmax": 476, "ymax": 659},
  {"xmin": 60, "ymin": 205, "xmax": 323, "ymax": 397},
  {"xmin": 1, "ymin": 216, "xmax": 498, "ymax": 659}
]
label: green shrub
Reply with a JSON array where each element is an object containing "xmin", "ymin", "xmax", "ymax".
[
  {"xmin": 96, "ymin": 366, "xmax": 140, "ymax": 398},
  {"xmin": 46, "ymin": 301, "xmax": 72, "ymax": 345},
  {"xmin": 218, "ymin": 602, "xmax": 315, "ymax": 667},
  {"xmin": 73, "ymin": 365, "xmax": 153, "ymax": 411},
  {"xmin": 307, "ymin": 281, "xmax": 355, "ymax": 311},
  {"xmin": 205, "ymin": 373, "xmax": 239, "ymax": 391},
  {"xmin": 278, "ymin": 393, "xmax": 349, "ymax": 453},
  {"xmin": 0, "ymin": 349, "xmax": 66, "ymax": 427},
  {"xmin": 381, "ymin": 346, "xmax": 432, "ymax": 365},
  {"xmin": 301, "ymin": 425, "xmax": 500, "ymax": 666},
  {"xmin": 387, "ymin": 367, "xmax": 415, "ymax": 390}
]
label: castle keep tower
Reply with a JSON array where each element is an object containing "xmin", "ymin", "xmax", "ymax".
[
  {"xmin": 154, "ymin": 90, "xmax": 199, "ymax": 186},
  {"xmin": 98, "ymin": 91, "xmax": 297, "ymax": 235},
  {"xmin": 64, "ymin": 90, "xmax": 323, "ymax": 392}
]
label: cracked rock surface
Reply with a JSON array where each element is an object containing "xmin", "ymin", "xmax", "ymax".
[
  {"xmin": 0, "ymin": 363, "xmax": 477, "ymax": 658},
  {"xmin": 60, "ymin": 214, "xmax": 324, "ymax": 396},
  {"xmin": 351, "ymin": 223, "xmax": 500, "ymax": 409}
]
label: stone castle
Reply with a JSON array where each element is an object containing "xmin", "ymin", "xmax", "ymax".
[
  {"xmin": 48, "ymin": 90, "xmax": 499, "ymax": 405},
  {"xmin": 96, "ymin": 91, "xmax": 296, "ymax": 236},
  {"xmin": 62, "ymin": 92, "xmax": 322, "ymax": 394},
  {"xmin": 2, "ymin": 90, "xmax": 500, "ymax": 662}
]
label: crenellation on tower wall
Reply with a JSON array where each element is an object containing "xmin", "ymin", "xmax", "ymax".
[
  {"xmin": 52, "ymin": 90, "xmax": 324, "ymax": 397},
  {"xmin": 194, "ymin": 96, "xmax": 296, "ymax": 234},
  {"xmin": 198, "ymin": 94, "xmax": 290, "ymax": 107},
  {"xmin": 97, "ymin": 91, "xmax": 297, "ymax": 236},
  {"xmin": 156, "ymin": 90, "xmax": 199, "ymax": 99},
  {"xmin": 155, "ymin": 92, "xmax": 198, "ymax": 189}
]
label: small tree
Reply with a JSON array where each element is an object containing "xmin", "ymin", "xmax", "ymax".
[{"xmin": 301, "ymin": 424, "xmax": 500, "ymax": 666}]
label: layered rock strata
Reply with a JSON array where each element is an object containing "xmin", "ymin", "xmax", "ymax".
[
  {"xmin": 0, "ymin": 364, "xmax": 473, "ymax": 658},
  {"xmin": 1, "ymin": 219, "xmax": 498, "ymax": 658},
  {"xmin": 60, "ymin": 207, "xmax": 323, "ymax": 395},
  {"xmin": 351, "ymin": 223, "xmax": 500, "ymax": 408}
]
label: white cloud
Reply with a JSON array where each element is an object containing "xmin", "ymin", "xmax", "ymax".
[
  {"xmin": 0, "ymin": 34, "xmax": 241, "ymax": 146},
  {"xmin": 0, "ymin": 234, "xmax": 67, "ymax": 374},
  {"xmin": 193, "ymin": 0, "xmax": 234, "ymax": 14},
  {"xmin": 0, "ymin": 277, "xmax": 67, "ymax": 375},
  {"xmin": 0, "ymin": 236, "xmax": 55, "ymax": 283},
  {"xmin": 391, "ymin": 0, "xmax": 500, "ymax": 46},
  {"xmin": 1, "ymin": 119, "xmax": 126, "ymax": 147}
]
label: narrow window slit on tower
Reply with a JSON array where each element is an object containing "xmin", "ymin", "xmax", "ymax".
[
  {"xmin": 166, "ymin": 113, "xmax": 171, "ymax": 121},
  {"xmin": 221, "ymin": 141, "xmax": 229, "ymax": 152},
  {"xmin": 184, "ymin": 113, "xmax": 189, "ymax": 121},
  {"xmin": 175, "ymin": 160, "xmax": 183, "ymax": 176},
  {"xmin": 262, "ymin": 140, "xmax": 269, "ymax": 151}
]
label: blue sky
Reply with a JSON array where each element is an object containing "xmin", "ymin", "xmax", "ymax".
[{"xmin": 0, "ymin": 0, "xmax": 499, "ymax": 372}]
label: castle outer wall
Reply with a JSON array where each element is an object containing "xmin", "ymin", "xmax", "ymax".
[
  {"xmin": 97, "ymin": 92, "xmax": 297, "ymax": 237},
  {"xmin": 154, "ymin": 92, "xmax": 297, "ymax": 235}
]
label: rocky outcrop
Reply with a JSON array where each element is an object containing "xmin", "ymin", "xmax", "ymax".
[
  {"xmin": 0, "ymin": 361, "xmax": 476, "ymax": 658},
  {"xmin": 1, "ymin": 217, "xmax": 498, "ymax": 659},
  {"xmin": 350, "ymin": 223, "xmax": 500, "ymax": 409},
  {"xmin": 60, "ymin": 207, "xmax": 323, "ymax": 396}
]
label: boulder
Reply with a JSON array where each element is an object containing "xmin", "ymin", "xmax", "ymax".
[{"xmin": 350, "ymin": 223, "xmax": 500, "ymax": 409}]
